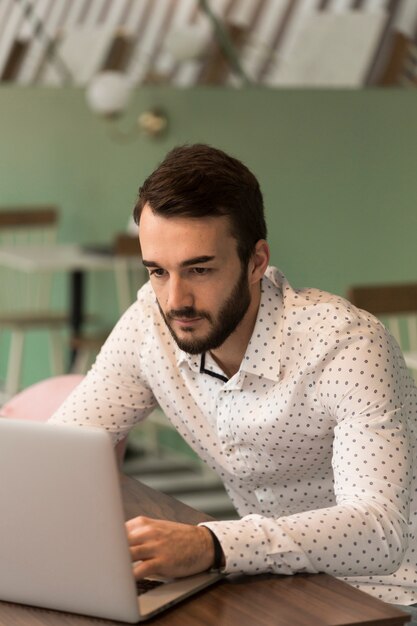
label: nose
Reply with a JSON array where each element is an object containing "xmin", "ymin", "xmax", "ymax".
[{"xmin": 166, "ymin": 275, "xmax": 193, "ymax": 312}]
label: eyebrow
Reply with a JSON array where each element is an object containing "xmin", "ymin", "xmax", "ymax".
[{"xmin": 142, "ymin": 255, "xmax": 215, "ymax": 269}]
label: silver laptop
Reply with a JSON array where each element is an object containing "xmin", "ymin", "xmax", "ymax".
[{"xmin": 0, "ymin": 419, "xmax": 222, "ymax": 622}]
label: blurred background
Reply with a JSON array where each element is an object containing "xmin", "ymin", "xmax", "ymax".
[{"xmin": 0, "ymin": 0, "xmax": 416, "ymax": 517}]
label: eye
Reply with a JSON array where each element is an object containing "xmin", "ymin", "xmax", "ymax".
[
  {"xmin": 149, "ymin": 268, "xmax": 166, "ymax": 278},
  {"xmin": 191, "ymin": 267, "xmax": 210, "ymax": 275}
]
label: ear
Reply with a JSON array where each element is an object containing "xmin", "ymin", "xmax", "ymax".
[{"xmin": 249, "ymin": 240, "xmax": 270, "ymax": 284}]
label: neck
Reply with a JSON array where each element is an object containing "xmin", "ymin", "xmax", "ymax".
[{"xmin": 209, "ymin": 283, "xmax": 261, "ymax": 378}]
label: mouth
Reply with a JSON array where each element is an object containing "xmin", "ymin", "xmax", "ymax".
[{"xmin": 172, "ymin": 317, "xmax": 202, "ymax": 327}]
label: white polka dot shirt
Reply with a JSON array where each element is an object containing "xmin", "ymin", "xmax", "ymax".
[{"xmin": 50, "ymin": 267, "xmax": 417, "ymax": 605}]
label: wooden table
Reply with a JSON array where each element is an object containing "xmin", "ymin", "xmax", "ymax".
[{"xmin": 0, "ymin": 475, "xmax": 409, "ymax": 626}]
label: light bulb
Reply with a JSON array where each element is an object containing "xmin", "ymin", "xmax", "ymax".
[{"xmin": 86, "ymin": 71, "xmax": 132, "ymax": 117}]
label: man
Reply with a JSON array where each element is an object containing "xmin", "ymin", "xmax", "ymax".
[{"xmin": 50, "ymin": 144, "xmax": 417, "ymax": 612}]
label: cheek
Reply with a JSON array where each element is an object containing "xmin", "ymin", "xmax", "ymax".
[{"xmin": 197, "ymin": 285, "xmax": 226, "ymax": 311}]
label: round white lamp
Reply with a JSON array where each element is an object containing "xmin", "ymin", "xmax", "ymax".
[{"xmin": 86, "ymin": 70, "xmax": 132, "ymax": 117}]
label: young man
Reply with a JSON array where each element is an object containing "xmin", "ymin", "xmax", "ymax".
[{"xmin": 50, "ymin": 144, "xmax": 417, "ymax": 610}]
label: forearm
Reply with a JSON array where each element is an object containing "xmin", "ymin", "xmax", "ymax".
[{"xmin": 200, "ymin": 499, "xmax": 409, "ymax": 577}]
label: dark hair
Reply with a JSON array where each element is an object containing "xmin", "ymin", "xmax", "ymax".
[{"xmin": 133, "ymin": 144, "xmax": 267, "ymax": 265}]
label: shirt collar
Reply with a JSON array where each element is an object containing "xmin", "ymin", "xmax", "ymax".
[{"xmin": 176, "ymin": 348, "xmax": 200, "ymax": 372}]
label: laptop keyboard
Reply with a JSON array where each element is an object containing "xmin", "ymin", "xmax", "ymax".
[{"xmin": 135, "ymin": 578, "xmax": 165, "ymax": 596}]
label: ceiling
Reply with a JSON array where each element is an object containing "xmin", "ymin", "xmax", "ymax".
[{"xmin": 1, "ymin": 0, "xmax": 417, "ymax": 88}]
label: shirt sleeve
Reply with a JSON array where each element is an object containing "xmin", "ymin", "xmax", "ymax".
[
  {"xmin": 201, "ymin": 321, "xmax": 414, "ymax": 578},
  {"xmin": 49, "ymin": 302, "xmax": 158, "ymax": 444}
]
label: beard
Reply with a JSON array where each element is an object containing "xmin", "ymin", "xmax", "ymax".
[{"xmin": 157, "ymin": 264, "xmax": 251, "ymax": 355}]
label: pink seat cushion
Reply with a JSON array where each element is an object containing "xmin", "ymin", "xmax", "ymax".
[{"xmin": 0, "ymin": 374, "xmax": 84, "ymax": 422}]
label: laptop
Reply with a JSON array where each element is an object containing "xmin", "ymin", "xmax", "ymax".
[{"xmin": 0, "ymin": 419, "xmax": 222, "ymax": 622}]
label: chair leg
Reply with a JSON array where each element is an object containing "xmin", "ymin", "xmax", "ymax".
[
  {"xmin": 5, "ymin": 330, "xmax": 25, "ymax": 396},
  {"xmin": 70, "ymin": 347, "xmax": 92, "ymax": 375},
  {"xmin": 49, "ymin": 330, "xmax": 65, "ymax": 376}
]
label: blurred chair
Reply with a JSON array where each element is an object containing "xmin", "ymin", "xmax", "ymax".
[
  {"xmin": 0, "ymin": 207, "xmax": 68, "ymax": 397},
  {"xmin": 70, "ymin": 233, "xmax": 145, "ymax": 374},
  {"xmin": 348, "ymin": 282, "xmax": 417, "ymax": 381},
  {"xmin": 0, "ymin": 373, "xmax": 84, "ymax": 421},
  {"xmin": 0, "ymin": 373, "xmax": 126, "ymax": 464}
]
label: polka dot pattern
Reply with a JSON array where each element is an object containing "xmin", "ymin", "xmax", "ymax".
[{"xmin": 50, "ymin": 267, "xmax": 417, "ymax": 605}]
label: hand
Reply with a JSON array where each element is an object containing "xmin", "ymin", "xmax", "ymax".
[{"xmin": 125, "ymin": 516, "xmax": 215, "ymax": 579}]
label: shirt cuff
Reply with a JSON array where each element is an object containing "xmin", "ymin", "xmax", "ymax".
[{"xmin": 199, "ymin": 515, "xmax": 317, "ymax": 576}]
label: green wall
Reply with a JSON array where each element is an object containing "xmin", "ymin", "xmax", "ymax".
[{"xmin": 1, "ymin": 86, "xmax": 416, "ymax": 388}]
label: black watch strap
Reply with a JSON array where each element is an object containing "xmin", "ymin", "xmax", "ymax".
[{"xmin": 205, "ymin": 527, "xmax": 224, "ymax": 570}]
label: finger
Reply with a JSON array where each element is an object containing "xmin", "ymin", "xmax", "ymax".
[
  {"xmin": 125, "ymin": 516, "xmax": 150, "ymax": 534},
  {"xmin": 129, "ymin": 543, "xmax": 156, "ymax": 562},
  {"xmin": 125, "ymin": 518, "xmax": 153, "ymax": 545},
  {"xmin": 127, "ymin": 531, "xmax": 144, "ymax": 546},
  {"xmin": 126, "ymin": 527, "xmax": 150, "ymax": 546},
  {"xmin": 132, "ymin": 558, "xmax": 159, "ymax": 580}
]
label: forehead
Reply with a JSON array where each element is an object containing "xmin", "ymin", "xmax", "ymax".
[{"xmin": 139, "ymin": 204, "xmax": 238, "ymax": 262}]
